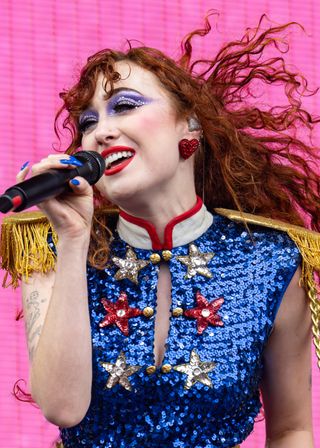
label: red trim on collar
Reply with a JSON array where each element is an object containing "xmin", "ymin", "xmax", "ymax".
[{"xmin": 119, "ymin": 197, "xmax": 203, "ymax": 250}]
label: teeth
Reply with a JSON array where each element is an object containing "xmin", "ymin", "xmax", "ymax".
[{"xmin": 105, "ymin": 151, "xmax": 133, "ymax": 169}]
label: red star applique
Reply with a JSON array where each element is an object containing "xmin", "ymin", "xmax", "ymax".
[
  {"xmin": 184, "ymin": 291, "xmax": 224, "ymax": 334},
  {"xmin": 99, "ymin": 292, "xmax": 142, "ymax": 336}
]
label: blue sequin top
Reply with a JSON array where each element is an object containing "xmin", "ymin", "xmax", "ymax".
[{"xmin": 59, "ymin": 202, "xmax": 301, "ymax": 448}]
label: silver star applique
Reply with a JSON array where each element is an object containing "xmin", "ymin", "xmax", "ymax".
[
  {"xmin": 173, "ymin": 349, "xmax": 216, "ymax": 390},
  {"xmin": 176, "ymin": 244, "xmax": 214, "ymax": 279},
  {"xmin": 100, "ymin": 351, "xmax": 141, "ymax": 391},
  {"xmin": 112, "ymin": 247, "xmax": 149, "ymax": 284}
]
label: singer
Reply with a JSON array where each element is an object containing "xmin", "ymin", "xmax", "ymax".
[{"xmin": 1, "ymin": 15, "xmax": 320, "ymax": 448}]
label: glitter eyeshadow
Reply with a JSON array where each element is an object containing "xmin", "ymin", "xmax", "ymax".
[
  {"xmin": 107, "ymin": 90, "xmax": 153, "ymax": 115},
  {"xmin": 78, "ymin": 110, "xmax": 99, "ymax": 131}
]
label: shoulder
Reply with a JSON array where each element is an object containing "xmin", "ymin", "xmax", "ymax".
[
  {"xmin": 214, "ymin": 207, "xmax": 320, "ymax": 240},
  {"xmin": 214, "ymin": 207, "xmax": 320, "ymax": 268},
  {"xmin": 215, "ymin": 207, "xmax": 320, "ymax": 371},
  {"xmin": 211, "ymin": 209, "xmax": 300, "ymax": 267},
  {"xmin": 0, "ymin": 207, "xmax": 119, "ymax": 287}
]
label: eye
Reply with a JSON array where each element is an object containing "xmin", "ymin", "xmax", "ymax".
[
  {"xmin": 113, "ymin": 100, "xmax": 138, "ymax": 114},
  {"xmin": 78, "ymin": 113, "xmax": 98, "ymax": 133},
  {"xmin": 108, "ymin": 94, "xmax": 150, "ymax": 115}
]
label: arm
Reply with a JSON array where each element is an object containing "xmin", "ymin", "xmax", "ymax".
[
  {"xmin": 261, "ymin": 267, "xmax": 314, "ymax": 447},
  {"xmin": 22, "ymin": 234, "xmax": 92, "ymax": 428},
  {"xmin": 19, "ymin": 155, "xmax": 94, "ymax": 428}
]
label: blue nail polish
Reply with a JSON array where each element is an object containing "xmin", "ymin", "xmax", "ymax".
[
  {"xmin": 69, "ymin": 155, "xmax": 83, "ymax": 165},
  {"xmin": 70, "ymin": 179, "xmax": 80, "ymax": 186},
  {"xmin": 20, "ymin": 161, "xmax": 29, "ymax": 171},
  {"xmin": 60, "ymin": 159, "xmax": 83, "ymax": 167}
]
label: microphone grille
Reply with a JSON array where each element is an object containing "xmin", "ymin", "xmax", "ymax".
[{"xmin": 74, "ymin": 151, "xmax": 106, "ymax": 184}]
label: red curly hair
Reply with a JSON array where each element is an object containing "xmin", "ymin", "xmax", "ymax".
[{"xmin": 55, "ymin": 14, "xmax": 320, "ymax": 269}]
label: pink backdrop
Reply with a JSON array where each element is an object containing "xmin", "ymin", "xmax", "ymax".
[{"xmin": 0, "ymin": 0, "xmax": 319, "ymax": 447}]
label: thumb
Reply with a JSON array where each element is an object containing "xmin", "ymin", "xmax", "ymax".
[{"xmin": 69, "ymin": 177, "xmax": 92, "ymax": 195}]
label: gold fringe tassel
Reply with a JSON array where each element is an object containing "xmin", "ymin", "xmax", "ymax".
[
  {"xmin": 0, "ymin": 211, "xmax": 57, "ymax": 288},
  {"xmin": 287, "ymin": 229, "xmax": 320, "ymax": 369}
]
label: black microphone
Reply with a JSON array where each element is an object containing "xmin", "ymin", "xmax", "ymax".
[{"xmin": 0, "ymin": 151, "xmax": 106, "ymax": 213}]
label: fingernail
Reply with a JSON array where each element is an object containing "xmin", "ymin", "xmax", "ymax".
[
  {"xmin": 69, "ymin": 155, "xmax": 83, "ymax": 165},
  {"xmin": 70, "ymin": 179, "xmax": 80, "ymax": 186},
  {"xmin": 60, "ymin": 158, "xmax": 83, "ymax": 167},
  {"xmin": 20, "ymin": 161, "xmax": 30, "ymax": 171}
]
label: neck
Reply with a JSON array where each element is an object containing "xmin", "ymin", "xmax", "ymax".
[
  {"xmin": 118, "ymin": 196, "xmax": 212, "ymax": 250},
  {"xmin": 118, "ymin": 190, "xmax": 198, "ymax": 245}
]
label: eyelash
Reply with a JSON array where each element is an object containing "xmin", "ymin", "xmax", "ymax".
[
  {"xmin": 78, "ymin": 115, "xmax": 98, "ymax": 133},
  {"xmin": 111, "ymin": 97, "xmax": 146, "ymax": 114}
]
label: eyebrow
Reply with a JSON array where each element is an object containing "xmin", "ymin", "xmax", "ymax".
[{"xmin": 103, "ymin": 87, "xmax": 143, "ymax": 101}]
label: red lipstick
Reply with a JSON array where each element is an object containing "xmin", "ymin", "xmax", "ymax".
[{"xmin": 101, "ymin": 146, "xmax": 135, "ymax": 176}]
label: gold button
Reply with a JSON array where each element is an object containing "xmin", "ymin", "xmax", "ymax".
[
  {"xmin": 172, "ymin": 307, "xmax": 183, "ymax": 317},
  {"xmin": 150, "ymin": 253, "xmax": 161, "ymax": 264},
  {"xmin": 162, "ymin": 250, "xmax": 172, "ymax": 261},
  {"xmin": 161, "ymin": 364, "xmax": 172, "ymax": 373},
  {"xmin": 143, "ymin": 307, "xmax": 154, "ymax": 318},
  {"xmin": 146, "ymin": 365, "xmax": 156, "ymax": 375}
]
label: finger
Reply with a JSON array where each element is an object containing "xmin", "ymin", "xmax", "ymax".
[
  {"xmin": 31, "ymin": 155, "xmax": 83, "ymax": 176},
  {"xmin": 16, "ymin": 161, "xmax": 30, "ymax": 182},
  {"xmin": 68, "ymin": 177, "xmax": 92, "ymax": 195}
]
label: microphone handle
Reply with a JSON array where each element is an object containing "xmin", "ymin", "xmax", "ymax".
[{"xmin": 3, "ymin": 164, "xmax": 87, "ymax": 212}]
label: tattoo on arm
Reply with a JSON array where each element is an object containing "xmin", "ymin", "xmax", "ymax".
[
  {"xmin": 309, "ymin": 371, "xmax": 312, "ymax": 391},
  {"xmin": 25, "ymin": 290, "xmax": 46, "ymax": 360}
]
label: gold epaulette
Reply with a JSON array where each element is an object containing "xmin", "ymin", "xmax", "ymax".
[
  {"xmin": 0, "ymin": 207, "xmax": 119, "ymax": 289},
  {"xmin": 0, "ymin": 211, "xmax": 57, "ymax": 288},
  {"xmin": 216, "ymin": 208, "xmax": 320, "ymax": 368}
]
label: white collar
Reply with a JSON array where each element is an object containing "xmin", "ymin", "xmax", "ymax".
[{"xmin": 117, "ymin": 197, "xmax": 213, "ymax": 250}]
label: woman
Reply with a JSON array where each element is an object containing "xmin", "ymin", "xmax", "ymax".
[{"xmin": 1, "ymin": 16, "xmax": 320, "ymax": 448}]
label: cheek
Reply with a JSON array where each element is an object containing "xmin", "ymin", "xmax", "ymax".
[
  {"xmin": 133, "ymin": 106, "xmax": 176, "ymax": 134},
  {"xmin": 133, "ymin": 116, "xmax": 164, "ymax": 134},
  {"xmin": 81, "ymin": 133, "xmax": 94, "ymax": 150}
]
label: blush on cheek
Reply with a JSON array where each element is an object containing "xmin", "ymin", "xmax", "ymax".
[
  {"xmin": 135, "ymin": 105, "xmax": 172, "ymax": 131},
  {"xmin": 136, "ymin": 116, "xmax": 164, "ymax": 131}
]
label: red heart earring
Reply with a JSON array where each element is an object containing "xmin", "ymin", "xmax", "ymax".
[{"xmin": 178, "ymin": 139, "xmax": 200, "ymax": 160}]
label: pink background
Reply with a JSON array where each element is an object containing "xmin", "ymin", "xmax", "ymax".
[{"xmin": 0, "ymin": 0, "xmax": 319, "ymax": 447}]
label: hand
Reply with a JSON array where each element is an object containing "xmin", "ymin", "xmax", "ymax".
[{"xmin": 17, "ymin": 155, "xmax": 95, "ymax": 240}]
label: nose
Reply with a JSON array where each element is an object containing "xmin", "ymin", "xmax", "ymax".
[{"xmin": 94, "ymin": 119, "xmax": 121, "ymax": 146}]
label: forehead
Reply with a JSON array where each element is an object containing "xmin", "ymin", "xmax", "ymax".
[{"xmin": 92, "ymin": 61, "xmax": 169, "ymax": 102}]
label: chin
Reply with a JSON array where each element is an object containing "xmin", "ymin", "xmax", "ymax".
[
  {"xmin": 110, "ymin": 183, "xmax": 157, "ymax": 210},
  {"xmin": 106, "ymin": 185, "xmax": 142, "ymax": 207}
]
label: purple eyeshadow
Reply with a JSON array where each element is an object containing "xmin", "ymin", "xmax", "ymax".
[
  {"xmin": 107, "ymin": 90, "xmax": 152, "ymax": 115},
  {"xmin": 79, "ymin": 109, "xmax": 99, "ymax": 126}
]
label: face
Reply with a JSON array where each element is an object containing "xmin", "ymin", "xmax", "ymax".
[{"xmin": 79, "ymin": 61, "xmax": 195, "ymax": 208}]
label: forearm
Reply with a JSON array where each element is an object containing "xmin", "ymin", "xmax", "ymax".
[
  {"xmin": 266, "ymin": 430, "xmax": 314, "ymax": 448},
  {"xmin": 30, "ymin": 236, "xmax": 92, "ymax": 427}
]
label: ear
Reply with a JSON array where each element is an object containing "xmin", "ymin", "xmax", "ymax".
[{"xmin": 181, "ymin": 116, "xmax": 202, "ymax": 140}]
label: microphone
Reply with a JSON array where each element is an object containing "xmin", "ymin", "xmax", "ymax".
[{"xmin": 0, "ymin": 151, "xmax": 106, "ymax": 213}]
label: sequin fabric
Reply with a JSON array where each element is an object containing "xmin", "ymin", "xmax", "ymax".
[{"xmin": 60, "ymin": 214, "xmax": 301, "ymax": 448}]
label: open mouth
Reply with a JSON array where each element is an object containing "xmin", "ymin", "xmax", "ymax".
[
  {"xmin": 101, "ymin": 147, "xmax": 135, "ymax": 176},
  {"xmin": 105, "ymin": 151, "xmax": 134, "ymax": 169}
]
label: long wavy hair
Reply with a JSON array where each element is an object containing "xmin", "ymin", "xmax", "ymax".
[{"xmin": 55, "ymin": 14, "xmax": 320, "ymax": 269}]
